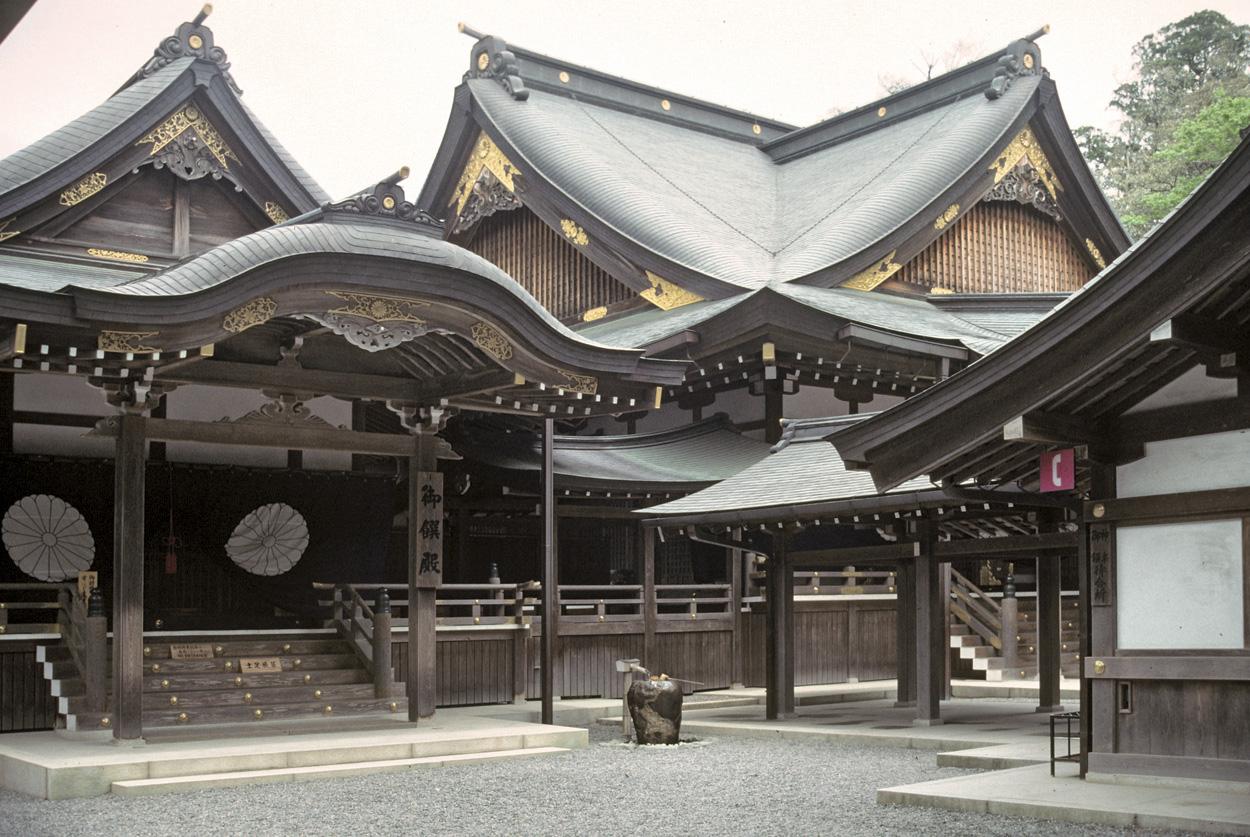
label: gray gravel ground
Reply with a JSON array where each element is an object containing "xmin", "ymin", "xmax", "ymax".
[{"xmin": 0, "ymin": 723, "xmax": 1180, "ymax": 837}]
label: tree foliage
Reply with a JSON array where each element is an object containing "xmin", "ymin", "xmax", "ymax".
[{"xmin": 1076, "ymin": 11, "xmax": 1250, "ymax": 237}]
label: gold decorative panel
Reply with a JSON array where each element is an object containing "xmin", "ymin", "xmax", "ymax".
[
  {"xmin": 470, "ymin": 321, "xmax": 512, "ymax": 360},
  {"xmin": 263, "ymin": 202, "xmax": 289, "ymax": 224},
  {"xmin": 137, "ymin": 106, "xmax": 239, "ymax": 169},
  {"xmin": 556, "ymin": 370, "xmax": 598, "ymax": 395},
  {"xmin": 989, "ymin": 127, "xmax": 1060, "ymax": 199},
  {"xmin": 559, "ymin": 219, "xmax": 589, "ymax": 246},
  {"xmin": 934, "ymin": 203, "xmax": 959, "ymax": 231},
  {"xmin": 641, "ymin": 271, "xmax": 703, "ymax": 310},
  {"xmin": 98, "ymin": 330, "xmax": 159, "ymax": 353},
  {"xmin": 841, "ymin": 250, "xmax": 902, "ymax": 291},
  {"xmin": 59, "ymin": 172, "xmax": 108, "ymax": 207},
  {"xmin": 222, "ymin": 297, "xmax": 278, "ymax": 333},
  {"xmin": 1085, "ymin": 238, "xmax": 1106, "ymax": 269},
  {"xmin": 86, "ymin": 248, "xmax": 149, "ymax": 263},
  {"xmin": 324, "ymin": 291, "xmax": 428, "ymax": 323},
  {"xmin": 582, "ymin": 306, "xmax": 608, "ymax": 322},
  {"xmin": 451, "ymin": 132, "xmax": 519, "ymax": 215},
  {"xmin": 0, "ymin": 217, "xmax": 18, "ymax": 243}
]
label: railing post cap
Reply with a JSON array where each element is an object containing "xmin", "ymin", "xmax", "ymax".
[
  {"xmin": 87, "ymin": 586, "xmax": 106, "ymax": 617},
  {"xmin": 375, "ymin": 587, "xmax": 391, "ymax": 614}
]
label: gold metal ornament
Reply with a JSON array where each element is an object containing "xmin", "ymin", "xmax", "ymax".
[
  {"xmin": 144, "ymin": 647, "xmax": 151, "ymax": 657},
  {"xmin": 234, "ymin": 676, "xmax": 243, "ymax": 686},
  {"xmin": 303, "ymin": 674, "xmax": 312, "ymax": 684},
  {"xmin": 263, "ymin": 202, "xmax": 288, "ymax": 224},
  {"xmin": 1085, "ymin": 238, "xmax": 1106, "ymax": 269},
  {"xmin": 293, "ymin": 658, "xmax": 302, "ymax": 667},
  {"xmin": 470, "ymin": 321, "xmax": 512, "ymax": 360},
  {"xmin": 98, "ymin": 330, "xmax": 159, "ymax": 353},
  {"xmin": 214, "ymin": 645, "xmax": 223, "ymax": 655},
  {"xmin": 161, "ymin": 679, "xmax": 170, "ymax": 689},
  {"xmin": 100, "ymin": 717, "xmax": 111, "ymax": 728},
  {"xmin": 450, "ymin": 132, "xmax": 519, "ymax": 215},
  {"xmin": 641, "ymin": 272, "xmax": 703, "ymax": 311},
  {"xmin": 934, "ymin": 204, "xmax": 960, "ymax": 231},
  {"xmin": 477, "ymin": 51, "xmax": 490, "ymax": 71},
  {"xmin": 222, "ymin": 297, "xmax": 277, "ymax": 333},
  {"xmin": 325, "ymin": 291, "xmax": 429, "ymax": 324},
  {"xmin": 243, "ymin": 692, "xmax": 253, "ymax": 703},
  {"xmin": 137, "ymin": 106, "xmax": 239, "ymax": 169},
  {"xmin": 313, "ymin": 689, "xmax": 322, "ymax": 698},
  {"xmin": 1022, "ymin": 53, "xmax": 1034, "ymax": 69},
  {"xmin": 59, "ymin": 172, "xmax": 108, "ymax": 207},
  {"xmin": 660, "ymin": 99, "xmax": 671, "ymax": 111},
  {"xmin": 1091, "ymin": 503, "xmax": 1106, "ymax": 519},
  {"xmin": 0, "ymin": 217, "xmax": 20, "ymax": 242},
  {"xmin": 383, "ymin": 196, "xmax": 396, "ymax": 209},
  {"xmin": 877, "ymin": 106, "xmax": 887, "ymax": 117},
  {"xmin": 1093, "ymin": 660, "xmax": 1105, "ymax": 674},
  {"xmin": 989, "ymin": 128, "xmax": 1061, "ymax": 199},
  {"xmin": 323, "ymin": 705, "xmax": 333, "ymax": 715},
  {"xmin": 188, "ymin": 34, "xmax": 203, "ymax": 49},
  {"xmin": 177, "ymin": 712, "xmax": 189, "ymax": 723},
  {"xmin": 389, "ymin": 702, "xmax": 399, "ymax": 712},
  {"xmin": 582, "ymin": 306, "xmax": 608, "ymax": 322},
  {"xmin": 169, "ymin": 696, "xmax": 178, "ymax": 705},
  {"xmin": 151, "ymin": 663, "xmax": 161, "ymax": 673},
  {"xmin": 253, "ymin": 709, "xmax": 263, "ymax": 719},
  {"xmin": 559, "ymin": 71, "xmax": 570, "ymax": 83},
  {"xmin": 86, "ymin": 248, "xmax": 149, "ymax": 263},
  {"xmin": 556, "ymin": 369, "xmax": 598, "ymax": 395},
  {"xmin": 752, "ymin": 124, "xmax": 762, "ymax": 135},
  {"xmin": 559, "ymin": 219, "xmax": 589, "ymax": 246},
  {"xmin": 282, "ymin": 644, "xmax": 292, "ymax": 653},
  {"xmin": 842, "ymin": 250, "xmax": 903, "ymax": 292}
]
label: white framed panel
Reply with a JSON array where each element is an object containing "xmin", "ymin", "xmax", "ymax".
[{"xmin": 1116, "ymin": 519, "xmax": 1245, "ymax": 650}]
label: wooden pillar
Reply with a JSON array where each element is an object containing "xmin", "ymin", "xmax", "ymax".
[
  {"xmin": 1000, "ymin": 567, "xmax": 1020, "ymax": 680},
  {"xmin": 540, "ymin": 417, "xmax": 558, "ymax": 724},
  {"xmin": 893, "ymin": 525, "xmax": 917, "ymax": 707},
  {"xmin": 729, "ymin": 528, "xmax": 744, "ymax": 688},
  {"xmin": 764, "ymin": 379, "xmax": 783, "ymax": 445},
  {"xmin": 0, "ymin": 372, "xmax": 12, "ymax": 455},
  {"xmin": 941, "ymin": 562, "xmax": 953, "ymax": 699},
  {"xmin": 84, "ymin": 587, "xmax": 109, "ymax": 713},
  {"xmin": 406, "ymin": 432, "xmax": 441, "ymax": 721},
  {"xmin": 1080, "ymin": 464, "xmax": 1115, "ymax": 776},
  {"xmin": 642, "ymin": 525, "xmax": 657, "ymax": 670},
  {"xmin": 766, "ymin": 535, "xmax": 794, "ymax": 719},
  {"xmin": 914, "ymin": 520, "xmax": 943, "ymax": 725},
  {"xmin": 1036, "ymin": 553, "xmax": 1064, "ymax": 712},
  {"xmin": 112, "ymin": 413, "xmax": 146, "ymax": 740}
]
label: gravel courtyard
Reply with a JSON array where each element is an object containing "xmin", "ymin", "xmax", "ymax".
[{"xmin": 0, "ymin": 723, "xmax": 1176, "ymax": 837}]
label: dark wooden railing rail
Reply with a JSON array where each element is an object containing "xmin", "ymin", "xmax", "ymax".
[
  {"xmin": 948, "ymin": 567, "xmax": 1003, "ymax": 651},
  {"xmin": 655, "ymin": 584, "xmax": 733, "ymax": 620}
]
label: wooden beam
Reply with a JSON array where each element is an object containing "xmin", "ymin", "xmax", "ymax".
[
  {"xmin": 93, "ymin": 416, "xmax": 413, "ymax": 456},
  {"xmin": 934, "ymin": 531, "xmax": 1077, "ymax": 558},
  {"xmin": 1149, "ymin": 313, "xmax": 1250, "ymax": 359},
  {"xmin": 1082, "ymin": 485, "xmax": 1250, "ymax": 524},
  {"xmin": 1003, "ymin": 410, "xmax": 1099, "ymax": 445},
  {"xmin": 155, "ymin": 359, "xmax": 497, "ymax": 402},
  {"xmin": 112, "ymin": 414, "xmax": 145, "ymax": 741},
  {"xmin": 789, "ymin": 541, "xmax": 920, "ymax": 568}
]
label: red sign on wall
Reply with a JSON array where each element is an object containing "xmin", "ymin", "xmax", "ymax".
[{"xmin": 1040, "ymin": 449, "xmax": 1075, "ymax": 492}]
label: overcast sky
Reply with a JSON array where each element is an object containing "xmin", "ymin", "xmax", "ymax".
[{"xmin": 2, "ymin": 0, "xmax": 1248, "ymax": 200}]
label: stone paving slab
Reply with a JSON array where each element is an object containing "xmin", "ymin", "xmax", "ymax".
[{"xmin": 879, "ymin": 762, "xmax": 1250, "ymax": 835}]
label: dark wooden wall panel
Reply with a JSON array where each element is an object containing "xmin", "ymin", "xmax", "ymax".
[
  {"xmin": 393, "ymin": 633, "xmax": 514, "ymax": 707},
  {"xmin": 795, "ymin": 608, "xmax": 850, "ymax": 685},
  {"xmin": 1115, "ymin": 680, "xmax": 1250, "ymax": 761},
  {"xmin": 526, "ymin": 632, "xmax": 646, "ymax": 699},
  {"xmin": 896, "ymin": 200, "xmax": 1094, "ymax": 294},
  {"xmin": 57, "ymin": 168, "xmax": 175, "ymax": 255},
  {"xmin": 467, "ymin": 207, "xmax": 635, "ymax": 321},
  {"xmin": 654, "ymin": 629, "xmax": 733, "ymax": 691},
  {"xmin": 0, "ymin": 643, "xmax": 56, "ymax": 733},
  {"xmin": 852, "ymin": 605, "xmax": 898, "ymax": 682}
]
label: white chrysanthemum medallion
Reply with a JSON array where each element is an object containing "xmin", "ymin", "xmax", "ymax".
[
  {"xmin": 225, "ymin": 503, "xmax": 308, "ymax": 576},
  {"xmin": 2, "ymin": 495, "xmax": 95, "ymax": 582}
]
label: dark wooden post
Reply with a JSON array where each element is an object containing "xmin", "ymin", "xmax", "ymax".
[
  {"xmin": 112, "ymin": 412, "xmax": 146, "ymax": 740},
  {"xmin": 941, "ymin": 562, "xmax": 952, "ymax": 699},
  {"xmin": 512, "ymin": 585, "xmax": 528, "ymax": 703},
  {"xmin": 730, "ymin": 528, "xmax": 744, "ymax": 688},
  {"xmin": 642, "ymin": 525, "xmax": 657, "ymax": 670},
  {"xmin": 372, "ymin": 588, "xmax": 392, "ymax": 698},
  {"xmin": 893, "ymin": 532, "xmax": 917, "ymax": 707},
  {"xmin": 914, "ymin": 519, "xmax": 943, "ymax": 726},
  {"xmin": 407, "ymin": 432, "xmax": 441, "ymax": 721},
  {"xmin": 540, "ymin": 417, "xmax": 558, "ymax": 725},
  {"xmin": 0, "ymin": 372, "xmax": 13, "ymax": 455},
  {"xmin": 1036, "ymin": 558, "xmax": 1064, "ymax": 712},
  {"xmin": 763, "ymin": 378, "xmax": 783, "ymax": 445},
  {"xmin": 766, "ymin": 535, "xmax": 794, "ymax": 719},
  {"xmin": 1080, "ymin": 464, "xmax": 1116, "ymax": 776},
  {"xmin": 1000, "ymin": 565, "xmax": 1020, "ymax": 680},
  {"xmin": 84, "ymin": 586, "xmax": 109, "ymax": 713}
]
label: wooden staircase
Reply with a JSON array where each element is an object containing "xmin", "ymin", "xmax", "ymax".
[{"xmin": 948, "ymin": 568, "xmax": 1080, "ymax": 682}]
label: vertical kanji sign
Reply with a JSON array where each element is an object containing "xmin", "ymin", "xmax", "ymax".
[{"xmin": 415, "ymin": 472, "xmax": 443, "ymax": 588}]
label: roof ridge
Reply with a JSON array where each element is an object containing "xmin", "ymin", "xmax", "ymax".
[{"xmin": 121, "ymin": 5, "xmax": 240, "ymax": 95}]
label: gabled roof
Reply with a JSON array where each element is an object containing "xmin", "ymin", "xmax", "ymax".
[
  {"xmin": 639, "ymin": 414, "xmax": 935, "ymax": 525},
  {"xmin": 831, "ymin": 128, "xmax": 1250, "ymax": 491},
  {"xmin": 420, "ymin": 28, "xmax": 1126, "ymax": 300},
  {"xmin": 0, "ymin": 8, "xmax": 327, "ymax": 232},
  {"xmin": 447, "ymin": 413, "xmax": 771, "ymax": 491}
]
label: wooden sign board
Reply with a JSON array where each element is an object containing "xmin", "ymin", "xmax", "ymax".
[
  {"xmin": 77, "ymin": 571, "xmax": 98, "ymax": 600},
  {"xmin": 169, "ymin": 643, "xmax": 215, "ymax": 661},
  {"xmin": 415, "ymin": 471, "xmax": 444, "ymax": 589},
  {"xmin": 239, "ymin": 657, "xmax": 283, "ymax": 673},
  {"xmin": 1040, "ymin": 449, "xmax": 1075, "ymax": 492}
]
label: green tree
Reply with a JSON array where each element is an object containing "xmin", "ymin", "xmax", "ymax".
[{"xmin": 1076, "ymin": 11, "xmax": 1250, "ymax": 237}]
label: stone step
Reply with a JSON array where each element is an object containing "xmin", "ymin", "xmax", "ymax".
[
  {"xmin": 959, "ymin": 645, "xmax": 997, "ymax": 659},
  {"xmin": 42, "ymin": 651, "xmax": 362, "ymax": 680},
  {"xmin": 38, "ymin": 638, "xmax": 351, "ymax": 664},
  {"xmin": 982, "ymin": 665, "xmax": 1081, "ymax": 682},
  {"xmin": 109, "ymin": 747, "xmax": 571, "ymax": 796},
  {"xmin": 975, "ymin": 652, "xmax": 1080, "ymax": 671},
  {"xmin": 68, "ymin": 696, "xmax": 409, "ymax": 731},
  {"xmin": 64, "ymin": 682, "xmax": 401, "ymax": 715}
]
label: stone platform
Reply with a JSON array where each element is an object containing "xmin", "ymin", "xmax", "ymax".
[{"xmin": 0, "ymin": 709, "xmax": 584, "ymax": 799}]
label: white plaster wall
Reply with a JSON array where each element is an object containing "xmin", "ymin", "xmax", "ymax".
[
  {"xmin": 1117, "ymin": 427, "xmax": 1250, "ymax": 498},
  {"xmin": 1122, "ymin": 366, "xmax": 1238, "ymax": 414}
]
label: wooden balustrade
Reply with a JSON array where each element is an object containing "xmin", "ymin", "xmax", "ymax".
[
  {"xmin": 655, "ymin": 584, "xmax": 733, "ymax": 620},
  {"xmin": 948, "ymin": 567, "xmax": 1003, "ymax": 650},
  {"xmin": 746, "ymin": 569, "xmax": 897, "ymax": 600}
]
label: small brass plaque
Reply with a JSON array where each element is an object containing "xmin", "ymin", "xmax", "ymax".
[
  {"xmin": 169, "ymin": 643, "xmax": 215, "ymax": 661},
  {"xmin": 239, "ymin": 657, "xmax": 283, "ymax": 673}
]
